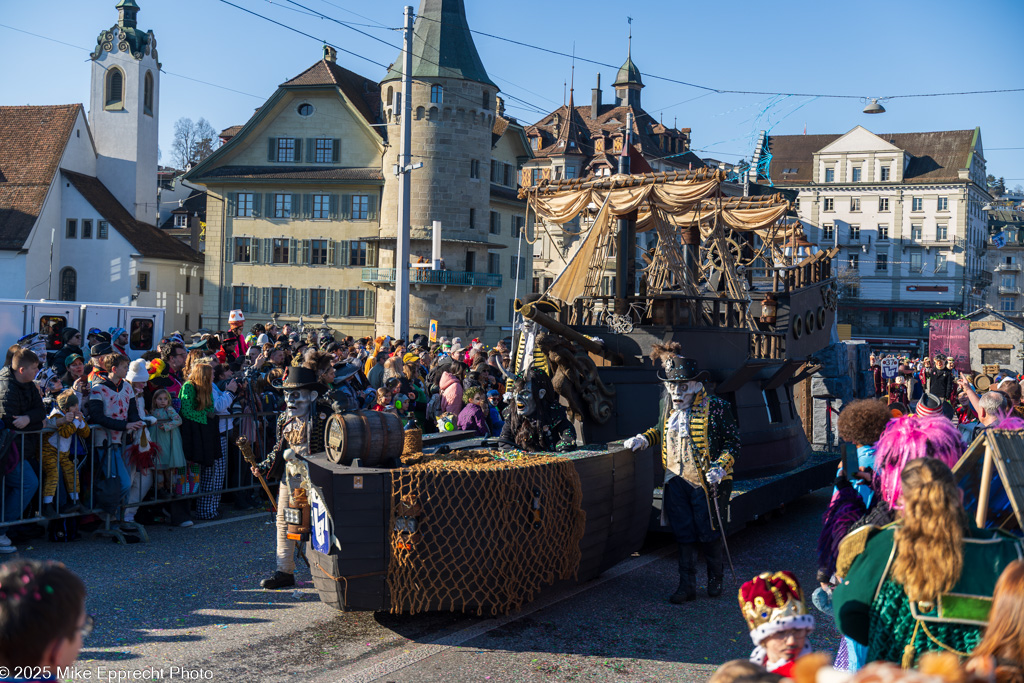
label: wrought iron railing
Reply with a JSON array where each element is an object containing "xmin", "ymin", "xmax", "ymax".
[{"xmin": 361, "ymin": 268, "xmax": 503, "ymax": 288}]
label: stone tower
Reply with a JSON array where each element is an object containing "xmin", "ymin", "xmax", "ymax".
[
  {"xmin": 377, "ymin": 0, "xmax": 498, "ymax": 339},
  {"xmin": 89, "ymin": 0, "xmax": 160, "ymax": 226}
]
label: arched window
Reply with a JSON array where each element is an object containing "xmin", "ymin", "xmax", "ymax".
[
  {"xmin": 106, "ymin": 68, "xmax": 124, "ymax": 109},
  {"xmin": 387, "ymin": 86, "xmax": 394, "ymax": 106},
  {"xmin": 430, "ymin": 84, "xmax": 443, "ymax": 104},
  {"xmin": 143, "ymin": 71, "xmax": 154, "ymax": 116},
  {"xmin": 60, "ymin": 267, "xmax": 77, "ymax": 302}
]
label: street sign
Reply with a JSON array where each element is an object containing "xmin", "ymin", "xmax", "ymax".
[
  {"xmin": 881, "ymin": 356, "xmax": 898, "ymax": 379},
  {"xmin": 429, "ymin": 319, "xmax": 438, "ymax": 343}
]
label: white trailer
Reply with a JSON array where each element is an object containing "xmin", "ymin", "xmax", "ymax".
[{"xmin": 0, "ymin": 299, "xmax": 164, "ymax": 361}]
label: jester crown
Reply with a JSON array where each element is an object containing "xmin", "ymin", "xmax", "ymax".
[{"xmin": 738, "ymin": 571, "xmax": 815, "ymax": 645}]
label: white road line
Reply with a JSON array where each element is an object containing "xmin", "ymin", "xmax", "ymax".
[{"xmin": 330, "ymin": 545, "xmax": 676, "ymax": 683}]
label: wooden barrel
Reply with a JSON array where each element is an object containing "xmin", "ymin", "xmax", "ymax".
[{"xmin": 324, "ymin": 411, "xmax": 404, "ymax": 467}]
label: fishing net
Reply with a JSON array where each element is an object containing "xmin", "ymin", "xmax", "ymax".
[{"xmin": 387, "ymin": 449, "xmax": 585, "ymax": 615}]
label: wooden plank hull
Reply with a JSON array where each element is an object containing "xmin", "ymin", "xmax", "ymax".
[{"xmin": 305, "ymin": 445, "xmax": 655, "ymax": 613}]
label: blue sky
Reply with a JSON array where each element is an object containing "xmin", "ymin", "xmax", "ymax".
[{"xmin": 2, "ymin": 0, "xmax": 1022, "ymax": 186}]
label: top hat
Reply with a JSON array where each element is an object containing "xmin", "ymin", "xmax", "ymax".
[
  {"xmin": 658, "ymin": 355, "xmax": 710, "ymax": 383},
  {"xmin": 332, "ymin": 362, "xmax": 360, "ymax": 383},
  {"xmin": 280, "ymin": 366, "xmax": 325, "ymax": 392}
]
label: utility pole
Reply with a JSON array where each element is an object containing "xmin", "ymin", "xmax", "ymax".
[
  {"xmin": 615, "ymin": 111, "xmax": 635, "ymax": 314},
  {"xmin": 394, "ymin": 5, "xmax": 414, "ymax": 341}
]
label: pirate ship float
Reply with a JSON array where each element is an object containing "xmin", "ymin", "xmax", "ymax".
[{"xmin": 300, "ymin": 156, "xmax": 841, "ymax": 614}]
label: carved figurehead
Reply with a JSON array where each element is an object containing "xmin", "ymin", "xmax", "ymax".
[{"xmin": 278, "ymin": 366, "xmax": 326, "ymax": 467}]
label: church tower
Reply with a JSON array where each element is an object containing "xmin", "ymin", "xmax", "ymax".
[
  {"xmin": 612, "ymin": 36, "xmax": 644, "ymax": 110},
  {"xmin": 89, "ymin": 0, "xmax": 160, "ymax": 226},
  {"xmin": 377, "ymin": 0, "xmax": 498, "ymax": 337}
]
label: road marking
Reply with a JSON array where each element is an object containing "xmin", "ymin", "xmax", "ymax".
[
  {"xmin": 191, "ymin": 511, "xmax": 271, "ymax": 529},
  {"xmin": 329, "ymin": 545, "xmax": 676, "ymax": 683}
]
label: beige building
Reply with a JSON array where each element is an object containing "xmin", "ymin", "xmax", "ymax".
[
  {"xmin": 753, "ymin": 125, "xmax": 992, "ymax": 353},
  {"xmin": 185, "ymin": 47, "xmax": 385, "ymax": 336},
  {"xmin": 983, "ymin": 206, "xmax": 1024, "ymax": 315}
]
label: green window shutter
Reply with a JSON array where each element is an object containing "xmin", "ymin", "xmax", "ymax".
[
  {"xmin": 299, "ymin": 288, "xmax": 308, "ymax": 315},
  {"xmin": 332, "ymin": 139, "xmax": 341, "ymax": 163},
  {"xmin": 227, "ymin": 192, "xmax": 237, "ymax": 217},
  {"xmin": 367, "ymin": 194, "xmax": 379, "ymax": 221},
  {"xmin": 261, "ymin": 287, "xmax": 270, "ymax": 314},
  {"xmin": 326, "ymin": 289, "xmax": 335, "ymax": 316},
  {"xmin": 289, "ymin": 238, "xmax": 298, "ymax": 265},
  {"xmin": 251, "ymin": 193, "xmax": 262, "ymax": 218},
  {"xmin": 222, "ymin": 286, "xmax": 232, "ymax": 310},
  {"xmin": 339, "ymin": 290, "xmax": 349, "ymax": 317},
  {"xmin": 339, "ymin": 240, "xmax": 350, "ymax": 267},
  {"xmin": 301, "ymin": 239, "xmax": 311, "ymax": 266},
  {"xmin": 287, "ymin": 287, "xmax": 296, "ymax": 315},
  {"xmin": 248, "ymin": 285, "xmax": 258, "ymax": 312},
  {"xmin": 293, "ymin": 139, "xmax": 302, "ymax": 164},
  {"xmin": 302, "ymin": 194, "xmax": 312, "ymax": 219},
  {"xmin": 329, "ymin": 194, "xmax": 339, "ymax": 220},
  {"xmin": 250, "ymin": 238, "xmax": 259, "ymax": 263},
  {"xmin": 224, "ymin": 237, "xmax": 234, "ymax": 263},
  {"xmin": 367, "ymin": 289, "xmax": 376, "ymax": 318},
  {"xmin": 291, "ymin": 193, "xmax": 302, "ymax": 219},
  {"xmin": 264, "ymin": 194, "xmax": 274, "ymax": 218},
  {"xmin": 267, "ymin": 138, "xmax": 277, "ymax": 162},
  {"xmin": 327, "ymin": 240, "xmax": 336, "ymax": 266},
  {"xmin": 340, "ymin": 194, "xmax": 351, "ymax": 220},
  {"xmin": 306, "ymin": 138, "xmax": 315, "ymax": 163},
  {"xmin": 262, "ymin": 238, "xmax": 272, "ymax": 263}
]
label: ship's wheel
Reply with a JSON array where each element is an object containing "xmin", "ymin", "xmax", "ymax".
[
  {"xmin": 704, "ymin": 237, "xmax": 743, "ymax": 271},
  {"xmin": 823, "ymin": 281, "xmax": 839, "ymax": 311}
]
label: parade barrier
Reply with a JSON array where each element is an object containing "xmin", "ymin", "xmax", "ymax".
[
  {"xmin": 0, "ymin": 412, "xmax": 276, "ymax": 543},
  {"xmin": 303, "ymin": 444, "xmax": 655, "ymax": 615}
]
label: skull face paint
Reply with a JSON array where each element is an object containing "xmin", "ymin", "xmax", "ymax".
[
  {"xmin": 667, "ymin": 381, "xmax": 702, "ymax": 410},
  {"xmin": 284, "ymin": 388, "xmax": 318, "ymax": 417},
  {"xmin": 514, "ymin": 382, "xmax": 538, "ymax": 417}
]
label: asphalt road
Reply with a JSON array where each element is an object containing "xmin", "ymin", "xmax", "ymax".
[{"xmin": 15, "ymin": 488, "xmax": 839, "ymax": 683}]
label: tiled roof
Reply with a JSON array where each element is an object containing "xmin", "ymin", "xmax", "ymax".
[
  {"xmin": 194, "ymin": 166, "xmax": 384, "ymax": 182},
  {"xmin": 525, "ymin": 103, "xmax": 692, "ymax": 172},
  {"xmin": 63, "ymin": 170, "xmax": 203, "ymax": 263},
  {"xmin": 0, "ymin": 104, "xmax": 81, "ymax": 249},
  {"xmin": 219, "ymin": 125, "xmax": 243, "ymax": 141},
  {"xmin": 158, "ymin": 189, "xmax": 207, "ymax": 230},
  {"xmin": 763, "ymin": 130, "xmax": 978, "ymax": 185},
  {"xmin": 281, "ymin": 60, "xmax": 382, "ymax": 134}
]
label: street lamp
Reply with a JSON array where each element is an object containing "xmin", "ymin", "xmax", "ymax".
[{"xmin": 863, "ymin": 98, "xmax": 886, "ymax": 114}]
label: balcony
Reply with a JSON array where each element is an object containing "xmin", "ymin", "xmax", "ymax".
[
  {"xmin": 995, "ymin": 263, "xmax": 1021, "ymax": 273},
  {"xmin": 998, "ymin": 285, "xmax": 1021, "ymax": 296},
  {"xmin": 361, "ymin": 268, "xmax": 503, "ymax": 288}
]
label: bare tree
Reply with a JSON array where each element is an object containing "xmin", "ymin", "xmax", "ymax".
[
  {"xmin": 836, "ymin": 266, "xmax": 861, "ymax": 301},
  {"xmin": 171, "ymin": 117, "xmax": 218, "ymax": 169}
]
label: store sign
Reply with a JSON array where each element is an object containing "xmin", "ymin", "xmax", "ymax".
[{"xmin": 929, "ymin": 319, "xmax": 970, "ymax": 371}]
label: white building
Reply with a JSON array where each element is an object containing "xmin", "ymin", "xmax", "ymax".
[
  {"xmin": 751, "ymin": 125, "xmax": 991, "ymax": 353},
  {"xmin": 0, "ymin": 1, "xmax": 203, "ymax": 334}
]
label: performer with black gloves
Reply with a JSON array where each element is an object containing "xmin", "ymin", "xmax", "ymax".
[{"xmin": 624, "ymin": 343, "xmax": 739, "ymax": 603}]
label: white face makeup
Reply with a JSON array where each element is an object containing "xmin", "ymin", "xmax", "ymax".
[
  {"xmin": 285, "ymin": 388, "xmax": 318, "ymax": 416},
  {"xmin": 667, "ymin": 381, "xmax": 702, "ymax": 408}
]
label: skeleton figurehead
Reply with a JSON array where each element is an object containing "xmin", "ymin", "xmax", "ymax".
[
  {"xmin": 280, "ymin": 367, "xmax": 323, "ymax": 420},
  {"xmin": 514, "ymin": 379, "xmax": 544, "ymax": 417},
  {"xmin": 651, "ymin": 343, "xmax": 710, "ymax": 412}
]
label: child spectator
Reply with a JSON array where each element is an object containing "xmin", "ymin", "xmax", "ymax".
[
  {"xmin": 150, "ymin": 389, "xmax": 184, "ymax": 500},
  {"xmin": 457, "ymin": 387, "xmax": 490, "ymax": 437},
  {"xmin": 0, "ymin": 559, "xmax": 89, "ymax": 676},
  {"xmin": 486, "ymin": 389, "xmax": 505, "ymax": 436},
  {"xmin": 40, "ymin": 390, "xmax": 90, "ymax": 518},
  {"xmin": 88, "ymin": 353, "xmax": 142, "ymax": 514},
  {"xmin": 372, "ymin": 387, "xmax": 391, "ymax": 412}
]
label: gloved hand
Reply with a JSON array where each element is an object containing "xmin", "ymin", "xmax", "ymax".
[
  {"xmin": 706, "ymin": 466, "xmax": 726, "ymax": 485},
  {"xmin": 623, "ymin": 434, "xmax": 649, "ymax": 451}
]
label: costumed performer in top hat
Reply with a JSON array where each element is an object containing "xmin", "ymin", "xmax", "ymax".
[
  {"xmin": 250, "ymin": 366, "xmax": 328, "ymax": 589},
  {"xmin": 738, "ymin": 571, "xmax": 815, "ymax": 677},
  {"xmin": 624, "ymin": 342, "xmax": 739, "ymax": 603}
]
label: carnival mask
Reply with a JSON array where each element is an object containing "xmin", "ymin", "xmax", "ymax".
[
  {"xmin": 515, "ymin": 381, "xmax": 544, "ymax": 417},
  {"xmin": 667, "ymin": 381, "xmax": 702, "ymax": 408},
  {"xmin": 284, "ymin": 388, "xmax": 318, "ymax": 417}
]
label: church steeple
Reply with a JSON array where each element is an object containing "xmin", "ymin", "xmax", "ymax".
[
  {"xmin": 612, "ymin": 23, "xmax": 644, "ymax": 109},
  {"xmin": 116, "ymin": 0, "xmax": 140, "ymax": 29}
]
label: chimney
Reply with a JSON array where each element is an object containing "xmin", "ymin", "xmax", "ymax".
[
  {"xmin": 323, "ymin": 45, "xmax": 337, "ymax": 63},
  {"xmin": 496, "ymin": 96, "xmax": 505, "ymax": 118},
  {"xmin": 189, "ymin": 215, "xmax": 201, "ymax": 252},
  {"xmin": 591, "ymin": 73, "xmax": 602, "ymax": 120}
]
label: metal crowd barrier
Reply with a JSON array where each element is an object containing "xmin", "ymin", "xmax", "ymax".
[{"xmin": 0, "ymin": 411, "xmax": 281, "ymax": 545}]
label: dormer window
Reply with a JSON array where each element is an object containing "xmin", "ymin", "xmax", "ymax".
[{"xmin": 105, "ymin": 67, "xmax": 124, "ymax": 110}]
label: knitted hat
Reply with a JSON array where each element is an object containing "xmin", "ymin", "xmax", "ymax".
[
  {"xmin": 738, "ymin": 571, "xmax": 814, "ymax": 646},
  {"xmin": 108, "ymin": 327, "xmax": 127, "ymax": 343},
  {"xmin": 125, "ymin": 359, "xmax": 150, "ymax": 383}
]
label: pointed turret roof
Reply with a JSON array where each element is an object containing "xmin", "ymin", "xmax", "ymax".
[
  {"xmin": 552, "ymin": 90, "xmax": 589, "ymax": 156},
  {"xmin": 382, "ymin": 0, "xmax": 495, "ymax": 87},
  {"xmin": 613, "ymin": 33, "xmax": 644, "ymax": 88}
]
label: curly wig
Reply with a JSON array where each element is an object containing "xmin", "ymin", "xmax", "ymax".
[
  {"xmin": 892, "ymin": 458, "xmax": 968, "ymax": 603},
  {"xmin": 873, "ymin": 415, "xmax": 963, "ymax": 510},
  {"xmin": 837, "ymin": 398, "xmax": 892, "ymax": 446}
]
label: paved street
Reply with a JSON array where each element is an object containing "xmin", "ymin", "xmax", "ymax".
[{"xmin": 16, "ymin": 487, "xmax": 839, "ymax": 683}]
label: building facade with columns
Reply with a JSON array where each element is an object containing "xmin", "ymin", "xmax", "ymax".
[{"xmin": 752, "ymin": 125, "xmax": 992, "ymax": 353}]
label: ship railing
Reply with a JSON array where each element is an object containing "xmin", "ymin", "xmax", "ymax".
[
  {"xmin": 560, "ymin": 294, "xmax": 750, "ymax": 329},
  {"xmin": 750, "ymin": 331, "xmax": 786, "ymax": 360},
  {"xmin": 772, "ymin": 250, "xmax": 835, "ymax": 294}
]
